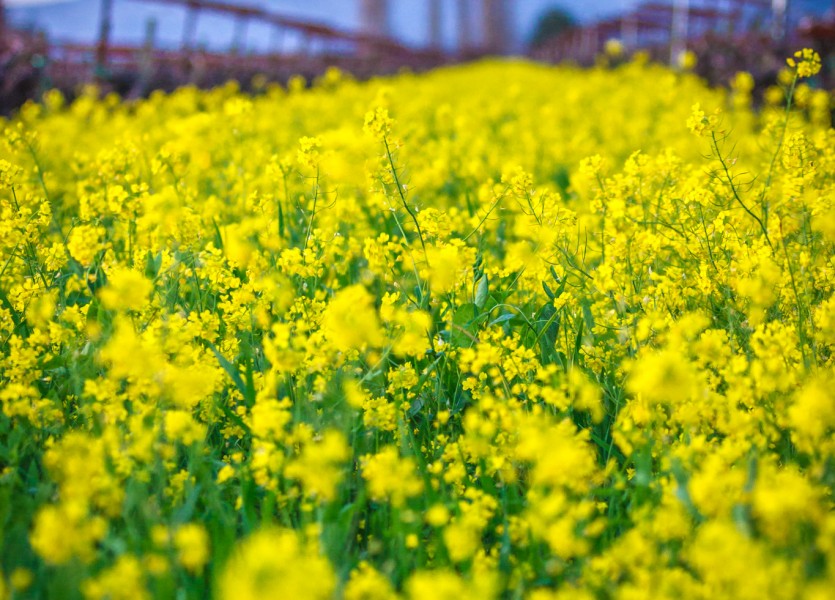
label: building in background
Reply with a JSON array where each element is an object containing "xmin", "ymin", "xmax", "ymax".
[
  {"xmin": 359, "ymin": 0, "xmax": 388, "ymax": 38},
  {"xmin": 482, "ymin": 0, "xmax": 510, "ymax": 53}
]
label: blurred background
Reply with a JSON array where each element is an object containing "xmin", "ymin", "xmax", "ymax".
[{"xmin": 1, "ymin": 0, "xmax": 833, "ymax": 112}]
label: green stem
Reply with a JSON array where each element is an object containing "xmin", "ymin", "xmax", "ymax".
[
  {"xmin": 759, "ymin": 73, "xmax": 799, "ymax": 230},
  {"xmin": 710, "ymin": 132, "xmax": 773, "ymax": 250},
  {"xmin": 383, "ymin": 137, "xmax": 427, "ymax": 259}
]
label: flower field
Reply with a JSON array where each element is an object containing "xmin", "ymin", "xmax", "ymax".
[{"xmin": 0, "ymin": 52, "xmax": 833, "ymax": 598}]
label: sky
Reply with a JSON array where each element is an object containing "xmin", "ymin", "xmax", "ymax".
[{"xmin": 7, "ymin": 0, "xmax": 833, "ymax": 52}]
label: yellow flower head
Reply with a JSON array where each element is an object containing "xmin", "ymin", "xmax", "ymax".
[
  {"xmin": 98, "ymin": 266, "xmax": 153, "ymax": 312},
  {"xmin": 686, "ymin": 103, "xmax": 721, "ymax": 137},
  {"xmin": 174, "ymin": 523, "xmax": 210, "ymax": 573},
  {"xmin": 787, "ymin": 48, "xmax": 822, "ymax": 78},
  {"xmin": 218, "ymin": 529, "xmax": 335, "ymax": 600},
  {"xmin": 297, "ymin": 136, "xmax": 322, "ymax": 169},
  {"xmin": 321, "ymin": 284, "xmax": 385, "ymax": 351},
  {"xmin": 363, "ymin": 107, "xmax": 394, "ymax": 140}
]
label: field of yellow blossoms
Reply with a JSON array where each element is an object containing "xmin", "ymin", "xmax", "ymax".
[{"xmin": 0, "ymin": 49, "xmax": 833, "ymax": 598}]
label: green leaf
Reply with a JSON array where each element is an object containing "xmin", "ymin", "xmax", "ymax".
[
  {"xmin": 572, "ymin": 316, "xmax": 584, "ymax": 364},
  {"xmin": 144, "ymin": 250, "xmax": 162, "ymax": 279},
  {"xmin": 407, "ymin": 397, "xmax": 425, "ymax": 418},
  {"xmin": 85, "ymin": 299, "xmax": 111, "ymax": 330},
  {"xmin": 206, "ymin": 342, "xmax": 253, "ymax": 431},
  {"xmin": 550, "ymin": 266, "xmax": 568, "ymax": 297},
  {"xmin": 212, "ymin": 218, "xmax": 224, "ymax": 250},
  {"xmin": 451, "ymin": 303, "xmax": 478, "ymax": 347},
  {"xmin": 209, "ymin": 343, "xmax": 246, "ymax": 397},
  {"xmin": 536, "ymin": 303, "xmax": 560, "ymax": 362},
  {"xmin": 581, "ymin": 299, "xmax": 596, "ymax": 331},
  {"xmin": 475, "ymin": 274, "xmax": 489, "ymax": 309},
  {"xmin": 277, "ymin": 197, "xmax": 285, "ymax": 238},
  {"xmin": 488, "ymin": 312, "xmax": 515, "ymax": 327}
]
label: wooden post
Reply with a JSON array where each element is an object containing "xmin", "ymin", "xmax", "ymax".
[
  {"xmin": 671, "ymin": 0, "xmax": 690, "ymax": 65},
  {"xmin": 429, "ymin": 0, "xmax": 443, "ymax": 50},
  {"xmin": 182, "ymin": 2, "xmax": 198, "ymax": 52},
  {"xmin": 621, "ymin": 14, "xmax": 638, "ymax": 49},
  {"xmin": 580, "ymin": 27, "xmax": 592, "ymax": 60},
  {"xmin": 359, "ymin": 0, "xmax": 389, "ymax": 57},
  {"xmin": 233, "ymin": 16, "xmax": 248, "ymax": 53},
  {"xmin": 360, "ymin": 0, "xmax": 389, "ymax": 37},
  {"xmin": 482, "ymin": 0, "xmax": 509, "ymax": 54},
  {"xmin": 130, "ymin": 17, "xmax": 157, "ymax": 99},
  {"xmin": 772, "ymin": 0, "xmax": 787, "ymax": 39},
  {"xmin": 140, "ymin": 17, "xmax": 157, "ymax": 66},
  {"xmin": 269, "ymin": 25, "xmax": 284, "ymax": 55},
  {"xmin": 457, "ymin": 0, "xmax": 473, "ymax": 54},
  {"xmin": 0, "ymin": 0, "xmax": 6, "ymax": 48},
  {"xmin": 299, "ymin": 32, "xmax": 311, "ymax": 55},
  {"xmin": 96, "ymin": 0, "xmax": 114, "ymax": 71},
  {"xmin": 722, "ymin": 0, "xmax": 735, "ymax": 35}
]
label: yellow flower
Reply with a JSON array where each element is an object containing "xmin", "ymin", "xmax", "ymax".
[
  {"xmin": 787, "ymin": 48, "xmax": 822, "ymax": 78},
  {"xmin": 164, "ymin": 410, "xmax": 205, "ymax": 446},
  {"xmin": 604, "ymin": 39, "xmax": 624, "ymax": 57},
  {"xmin": 321, "ymin": 285, "xmax": 385, "ymax": 352},
  {"xmin": 297, "ymin": 136, "xmax": 322, "ymax": 169},
  {"xmin": 686, "ymin": 102, "xmax": 721, "ymax": 136},
  {"xmin": 677, "ymin": 49, "xmax": 698, "ymax": 70},
  {"xmin": 361, "ymin": 446, "xmax": 424, "ymax": 507},
  {"xmin": 426, "ymin": 504, "xmax": 450, "ymax": 527},
  {"xmin": 344, "ymin": 562, "xmax": 397, "ymax": 600},
  {"xmin": 98, "ymin": 266, "xmax": 154, "ymax": 312},
  {"xmin": 218, "ymin": 529, "xmax": 335, "ymax": 600},
  {"xmin": 406, "ymin": 569, "xmax": 491, "ymax": 600},
  {"xmin": 627, "ymin": 349, "xmax": 699, "ymax": 404},
  {"xmin": 391, "ymin": 308, "xmax": 432, "ymax": 357},
  {"xmin": 424, "ymin": 244, "xmax": 464, "ymax": 294},
  {"xmin": 789, "ymin": 374, "xmax": 835, "ymax": 454},
  {"xmin": 217, "ymin": 464, "xmax": 236, "ymax": 484},
  {"xmin": 174, "ymin": 523, "xmax": 210, "ymax": 573},
  {"xmin": 82, "ymin": 555, "xmax": 148, "ymax": 600},
  {"xmin": 363, "ymin": 107, "xmax": 394, "ymax": 140},
  {"xmin": 443, "ymin": 521, "xmax": 480, "ymax": 562},
  {"xmin": 0, "ymin": 158, "xmax": 23, "ymax": 188},
  {"xmin": 501, "ymin": 165, "xmax": 533, "ymax": 198},
  {"xmin": 30, "ymin": 504, "xmax": 107, "ymax": 565},
  {"xmin": 8, "ymin": 568, "xmax": 32, "ymax": 592},
  {"xmin": 67, "ymin": 224, "xmax": 107, "ymax": 266},
  {"xmin": 284, "ymin": 430, "xmax": 350, "ymax": 502}
]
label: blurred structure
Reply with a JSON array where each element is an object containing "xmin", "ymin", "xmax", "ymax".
[
  {"xmin": 97, "ymin": 0, "xmax": 114, "ymax": 70},
  {"xmin": 772, "ymin": 0, "xmax": 788, "ymax": 40},
  {"xmin": 482, "ymin": 0, "xmax": 510, "ymax": 53},
  {"xmin": 457, "ymin": 0, "xmax": 473, "ymax": 54},
  {"xmin": 1, "ymin": 6, "xmax": 49, "ymax": 114},
  {"xmin": 530, "ymin": 0, "xmax": 834, "ymax": 91},
  {"xmin": 360, "ymin": 0, "xmax": 389, "ymax": 38},
  {"xmin": 6, "ymin": 0, "xmax": 519, "ymax": 90},
  {"xmin": 530, "ymin": 0, "xmax": 825, "ymax": 64},
  {"xmin": 429, "ymin": 0, "xmax": 443, "ymax": 50},
  {"xmin": 0, "ymin": 0, "xmax": 459, "ymax": 111},
  {"xmin": 529, "ymin": 7, "xmax": 576, "ymax": 48},
  {"xmin": 358, "ymin": 0, "xmax": 389, "ymax": 57},
  {"xmin": 455, "ymin": 0, "xmax": 511, "ymax": 55}
]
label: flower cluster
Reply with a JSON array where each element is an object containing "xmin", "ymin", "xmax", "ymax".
[
  {"xmin": 787, "ymin": 48, "xmax": 822, "ymax": 79},
  {"xmin": 0, "ymin": 50, "xmax": 833, "ymax": 598}
]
